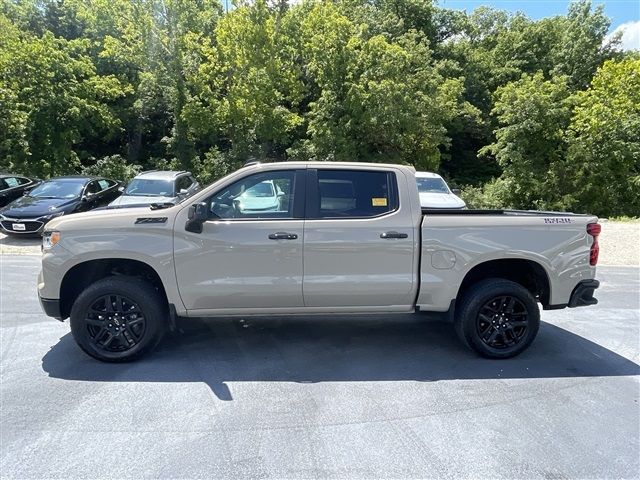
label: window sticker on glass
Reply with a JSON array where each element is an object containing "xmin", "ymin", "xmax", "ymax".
[{"xmin": 372, "ymin": 197, "xmax": 388, "ymax": 207}]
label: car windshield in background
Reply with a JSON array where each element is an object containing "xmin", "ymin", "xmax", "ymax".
[
  {"xmin": 243, "ymin": 182, "xmax": 275, "ymax": 198},
  {"xmin": 417, "ymin": 177, "xmax": 449, "ymax": 194},
  {"xmin": 124, "ymin": 179, "xmax": 174, "ymax": 197},
  {"xmin": 29, "ymin": 181, "xmax": 84, "ymax": 199}
]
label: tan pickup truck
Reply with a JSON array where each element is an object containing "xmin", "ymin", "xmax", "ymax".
[{"xmin": 38, "ymin": 162, "xmax": 601, "ymax": 362}]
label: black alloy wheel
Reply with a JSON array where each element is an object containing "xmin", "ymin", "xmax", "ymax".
[
  {"xmin": 476, "ymin": 295, "xmax": 529, "ymax": 349},
  {"xmin": 455, "ymin": 278, "xmax": 540, "ymax": 359},
  {"xmin": 85, "ymin": 294, "xmax": 146, "ymax": 353},
  {"xmin": 70, "ymin": 277, "xmax": 167, "ymax": 362}
]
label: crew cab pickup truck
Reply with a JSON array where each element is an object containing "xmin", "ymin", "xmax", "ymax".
[{"xmin": 38, "ymin": 162, "xmax": 601, "ymax": 362}]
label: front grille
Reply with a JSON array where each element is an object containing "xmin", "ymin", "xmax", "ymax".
[{"xmin": 1, "ymin": 220, "xmax": 44, "ymax": 233}]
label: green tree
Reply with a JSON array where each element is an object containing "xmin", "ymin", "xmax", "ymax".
[
  {"xmin": 480, "ymin": 72, "xmax": 573, "ymax": 210},
  {"xmin": 185, "ymin": 0, "xmax": 303, "ymax": 164},
  {"xmin": 565, "ymin": 59, "xmax": 640, "ymax": 216},
  {"xmin": 74, "ymin": 0, "xmax": 222, "ymax": 168},
  {"xmin": 0, "ymin": 0, "xmax": 636, "ymax": 214},
  {"xmin": 0, "ymin": 14, "xmax": 126, "ymax": 177},
  {"xmin": 551, "ymin": 0, "xmax": 618, "ymax": 89},
  {"xmin": 293, "ymin": 2, "xmax": 468, "ymax": 169},
  {"xmin": 439, "ymin": 1, "xmax": 617, "ymax": 185}
]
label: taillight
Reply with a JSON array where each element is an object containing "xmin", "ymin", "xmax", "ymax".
[{"xmin": 587, "ymin": 223, "xmax": 601, "ymax": 266}]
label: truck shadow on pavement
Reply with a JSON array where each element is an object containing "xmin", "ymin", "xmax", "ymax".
[{"xmin": 42, "ymin": 316, "xmax": 640, "ymax": 401}]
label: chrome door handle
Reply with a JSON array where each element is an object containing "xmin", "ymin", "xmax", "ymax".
[
  {"xmin": 380, "ymin": 231, "xmax": 408, "ymax": 239},
  {"xmin": 268, "ymin": 232, "xmax": 298, "ymax": 240}
]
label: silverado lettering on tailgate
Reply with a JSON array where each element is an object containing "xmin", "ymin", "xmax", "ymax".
[{"xmin": 544, "ymin": 217, "xmax": 573, "ymax": 224}]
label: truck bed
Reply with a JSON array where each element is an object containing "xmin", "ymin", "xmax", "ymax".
[
  {"xmin": 422, "ymin": 208, "xmax": 592, "ymax": 217},
  {"xmin": 417, "ymin": 208, "xmax": 597, "ymax": 312}
]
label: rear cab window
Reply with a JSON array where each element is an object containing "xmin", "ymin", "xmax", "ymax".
[{"xmin": 309, "ymin": 169, "xmax": 398, "ymax": 218}]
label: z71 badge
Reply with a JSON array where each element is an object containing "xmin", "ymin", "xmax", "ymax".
[
  {"xmin": 544, "ymin": 217, "xmax": 573, "ymax": 224},
  {"xmin": 135, "ymin": 217, "xmax": 168, "ymax": 224}
]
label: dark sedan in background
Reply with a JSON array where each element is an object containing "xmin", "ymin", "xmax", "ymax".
[
  {"xmin": 0, "ymin": 176, "xmax": 121, "ymax": 235},
  {"xmin": 0, "ymin": 173, "xmax": 41, "ymax": 207}
]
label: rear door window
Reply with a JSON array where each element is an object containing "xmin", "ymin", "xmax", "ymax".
[
  {"xmin": 311, "ymin": 170, "xmax": 397, "ymax": 218},
  {"xmin": 4, "ymin": 177, "xmax": 19, "ymax": 188},
  {"xmin": 97, "ymin": 179, "xmax": 112, "ymax": 191}
]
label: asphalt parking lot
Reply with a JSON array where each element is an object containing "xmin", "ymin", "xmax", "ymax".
[{"xmin": 0, "ymin": 255, "xmax": 638, "ymax": 479}]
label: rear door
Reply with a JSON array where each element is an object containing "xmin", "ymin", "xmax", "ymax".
[
  {"xmin": 2, "ymin": 177, "xmax": 26, "ymax": 204},
  {"xmin": 303, "ymin": 167, "xmax": 416, "ymax": 308},
  {"xmin": 0, "ymin": 178, "xmax": 13, "ymax": 206},
  {"xmin": 78, "ymin": 180, "xmax": 100, "ymax": 211},
  {"xmin": 95, "ymin": 179, "xmax": 119, "ymax": 205}
]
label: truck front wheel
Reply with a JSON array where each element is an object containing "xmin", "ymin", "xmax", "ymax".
[
  {"xmin": 455, "ymin": 278, "xmax": 540, "ymax": 359},
  {"xmin": 70, "ymin": 277, "xmax": 167, "ymax": 362}
]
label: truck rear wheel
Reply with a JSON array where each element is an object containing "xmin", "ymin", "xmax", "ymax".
[
  {"xmin": 455, "ymin": 278, "xmax": 540, "ymax": 359},
  {"xmin": 70, "ymin": 277, "xmax": 167, "ymax": 362}
]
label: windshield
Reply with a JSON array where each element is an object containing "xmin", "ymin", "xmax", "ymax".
[
  {"xmin": 242, "ymin": 182, "xmax": 275, "ymax": 198},
  {"xmin": 124, "ymin": 179, "xmax": 175, "ymax": 197},
  {"xmin": 29, "ymin": 181, "xmax": 84, "ymax": 199},
  {"xmin": 416, "ymin": 177, "xmax": 450, "ymax": 194}
]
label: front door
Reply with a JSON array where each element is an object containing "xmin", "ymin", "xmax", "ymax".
[
  {"xmin": 303, "ymin": 168, "xmax": 416, "ymax": 308},
  {"xmin": 174, "ymin": 169, "xmax": 306, "ymax": 312}
]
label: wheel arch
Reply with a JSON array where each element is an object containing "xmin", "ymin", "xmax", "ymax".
[
  {"xmin": 59, "ymin": 258, "xmax": 169, "ymax": 320},
  {"xmin": 456, "ymin": 259, "xmax": 551, "ymax": 309}
]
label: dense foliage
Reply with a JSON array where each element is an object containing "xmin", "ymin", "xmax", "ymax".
[{"xmin": 0, "ymin": 0, "xmax": 637, "ymax": 216}]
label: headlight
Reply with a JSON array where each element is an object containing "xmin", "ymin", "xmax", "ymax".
[
  {"xmin": 42, "ymin": 231, "xmax": 61, "ymax": 250},
  {"xmin": 39, "ymin": 211, "xmax": 64, "ymax": 222}
]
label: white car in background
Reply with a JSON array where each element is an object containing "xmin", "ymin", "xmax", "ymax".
[
  {"xmin": 415, "ymin": 171, "xmax": 466, "ymax": 209},
  {"xmin": 237, "ymin": 180, "xmax": 283, "ymax": 212}
]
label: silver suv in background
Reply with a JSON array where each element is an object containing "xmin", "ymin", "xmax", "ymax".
[
  {"xmin": 109, "ymin": 171, "xmax": 200, "ymax": 207},
  {"xmin": 415, "ymin": 171, "xmax": 466, "ymax": 210}
]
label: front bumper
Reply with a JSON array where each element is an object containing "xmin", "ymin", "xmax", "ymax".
[
  {"xmin": 568, "ymin": 279, "xmax": 600, "ymax": 308},
  {"xmin": 39, "ymin": 294, "xmax": 63, "ymax": 321}
]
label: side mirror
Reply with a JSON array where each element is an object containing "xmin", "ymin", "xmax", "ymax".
[
  {"xmin": 185, "ymin": 202, "xmax": 209, "ymax": 234},
  {"xmin": 178, "ymin": 188, "xmax": 189, "ymax": 195},
  {"xmin": 118, "ymin": 186, "xmax": 125, "ymax": 193},
  {"xmin": 451, "ymin": 188, "xmax": 461, "ymax": 196}
]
